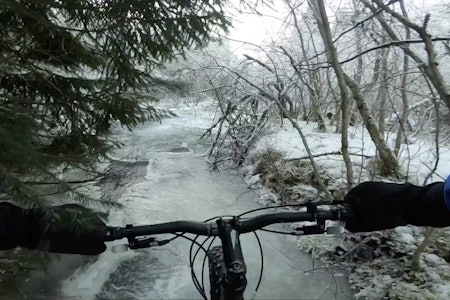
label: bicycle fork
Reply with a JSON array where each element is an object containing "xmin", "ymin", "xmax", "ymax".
[{"xmin": 216, "ymin": 218, "xmax": 247, "ymax": 300}]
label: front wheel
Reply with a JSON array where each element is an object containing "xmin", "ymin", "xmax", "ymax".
[{"xmin": 207, "ymin": 246, "xmax": 226, "ymax": 300}]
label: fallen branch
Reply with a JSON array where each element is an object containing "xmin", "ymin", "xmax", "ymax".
[{"xmin": 285, "ymin": 152, "xmax": 374, "ymax": 162}]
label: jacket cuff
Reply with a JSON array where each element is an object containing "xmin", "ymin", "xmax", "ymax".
[
  {"xmin": 0, "ymin": 203, "xmax": 14, "ymax": 249},
  {"xmin": 444, "ymin": 174, "xmax": 450, "ymax": 211}
]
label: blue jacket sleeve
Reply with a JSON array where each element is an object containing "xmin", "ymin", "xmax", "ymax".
[{"xmin": 444, "ymin": 174, "xmax": 450, "ymax": 211}]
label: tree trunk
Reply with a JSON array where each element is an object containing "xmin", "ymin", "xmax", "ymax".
[
  {"xmin": 352, "ymin": 0, "xmax": 364, "ymax": 85},
  {"xmin": 309, "ymin": 0, "xmax": 353, "ymax": 188},
  {"xmin": 394, "ymin": 0, "xmax": 411, "ymax": 156},
  {"xmin": 378, "ymin": 47, "xmax": 389, "ymax": 137},
  {"xmin": 349, "ymin": 0, "xmax": 364, "ymax": 127},
  {"xmin": 311, "ymin": 71, "xmax": 326, "ymax": 132},
  {"xmin": 412, "ymin": 227, "xmax": 435, "ymax": 270},
  {"xmin": 325, "ymin": 69, "xmax": 341, "ymax": 132},
  {"xmin": 344, "ymin": 73, "xmax": 399, "ymax": 175}
]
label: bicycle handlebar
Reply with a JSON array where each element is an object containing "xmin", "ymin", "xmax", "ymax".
[
  {"xmin": 103, "ymin": 206, "xmax": 348, "ymax": 242},
  {"xmin": 98, "ymin": 205, "xmax": 348, "ymax": 299}
]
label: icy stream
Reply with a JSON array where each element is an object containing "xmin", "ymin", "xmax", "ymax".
[{"xmin": 57, "ymin": 111, "xmax": 353, "ymax": 299}]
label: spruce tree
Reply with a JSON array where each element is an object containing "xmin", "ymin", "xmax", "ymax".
[{"xmin": 0, "ymin": 0, "xmax": 230, "ymax": 206}]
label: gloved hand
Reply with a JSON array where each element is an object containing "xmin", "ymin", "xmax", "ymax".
[
  {"xmin": 0, "ymin": 202, "xmax": 107, "ymax": 255},
  {"xmin": 344, "ymin": 181, "xmax": 450, "ymax": 232}
]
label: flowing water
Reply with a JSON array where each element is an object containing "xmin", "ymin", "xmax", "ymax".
[{"xmin": 51, "ymin": 109, "xmax": 354, "ymax": 299}]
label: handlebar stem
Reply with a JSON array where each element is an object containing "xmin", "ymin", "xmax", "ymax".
[{"xmin": 216, "ymin": 217, "xmax": 247, "ymax": 300}]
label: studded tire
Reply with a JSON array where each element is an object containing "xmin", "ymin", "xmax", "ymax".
[{"xmin": 207, "ymin": 246, "xmax": 226, "ymax": 300}]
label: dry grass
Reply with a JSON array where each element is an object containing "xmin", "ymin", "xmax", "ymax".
[{"xmin": 254, "ymin": 148, "xmax": 335, "ymax": 203}]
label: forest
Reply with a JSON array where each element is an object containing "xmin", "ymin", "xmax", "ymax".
[{"xmin": 1, "ymin": 0, "xmax": 450, "ymax": 298}]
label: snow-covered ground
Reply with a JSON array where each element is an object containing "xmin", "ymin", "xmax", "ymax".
[
  {"xmin": 240, "ymin": 119, "xmax": 450, "ymax": 299},
  {"xmin": 250, "ymin": 120, "xmax": 450, "ymax": 184}
]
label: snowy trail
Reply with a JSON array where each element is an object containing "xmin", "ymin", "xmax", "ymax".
[{"xmin": 59, "ymin": 111, "xmax": 353, "ymax": 299}]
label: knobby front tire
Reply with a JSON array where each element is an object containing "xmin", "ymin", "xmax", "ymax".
[{"xmin": 207, "ymin": 246, "xmax": 226, "ymax": 300}]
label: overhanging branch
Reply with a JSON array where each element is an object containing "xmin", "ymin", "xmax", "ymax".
[{"xmin": 341, "ymin": 37, "xmax": 450, "ymax": 65}]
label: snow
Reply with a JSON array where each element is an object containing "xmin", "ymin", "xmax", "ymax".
[
  {"xmin": 243, "ymin": 118, "xmax": 450, "ymax": 299},
  {"xmin": 251, "ymin": 119, "xmax": 450, "ymax": 185},
  {"xmin": 393, "ymin": 227, "xmax": 418, "ymax": 252}
]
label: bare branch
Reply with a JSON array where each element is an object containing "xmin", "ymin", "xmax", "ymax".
[
  {"xmin": 243, "ymin": 54, "xmax": 274, "ymax": 73},
  {"xmin": 332, "ymin": 0, "xmax": 400, "ymax": 44},
  {"xmin": 286, "ymin": 151, "xmax": 373, "ymax": 162},
  {"xmin": 365, "ymin": 0, "xmax": 450, "ymax": 111},
  {"xmin": 340, "ymin": 37, "xmax": 450, "ymax": 66}
]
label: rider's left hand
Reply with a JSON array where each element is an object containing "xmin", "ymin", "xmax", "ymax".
[
  {"xmin": 40, "ymin": 204, "xmax": 107, "ymax": 255},
  {"xmin": 1, "ymin": 202, "xmax": 107, "ymax": 255}
]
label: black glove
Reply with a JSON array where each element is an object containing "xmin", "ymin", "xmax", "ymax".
[
  {"xmin": 344, "ymin": 181, "xmax": 450, "ymax": 232},
  {"xmin": 0, "ymin": 202, "xmax": 41, "ymax": 250},
  {"xmin": 0, "ymin": 202, "xmax": 107, "ymax": 255}
]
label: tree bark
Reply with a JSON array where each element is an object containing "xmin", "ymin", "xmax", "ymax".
[
  {"xmin": 350, "ymin": 0, "xmax": 364, "ymax": 126},
  {"xmin": 343, "ymin": 72, "xmax": 399, "ymax": 175},
  {"xmin": 378, "ymin": 47, "xmax": 389, "ymax": 137},
  {"xmin": 309, "ymin": 0, "xmax": 353, "ymax": 188},
  {"xmin": 326, "ymin": 69, "xmax": 341, "ymax": 132},
  {"xmin": 394, "ymin": 0, "xmax": 411, "ymax": 156},
  {"xmin": 352, "ymin": 0, "xmax": 364, "ymax": 85},
  {"xmin": 311, "ymin": 71, "xmax": 326, "ymax": 132}
]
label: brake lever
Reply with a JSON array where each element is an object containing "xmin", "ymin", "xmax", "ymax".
[
  {"xmin": 294, "ymin": 203, "xmax": 344, "ymax": 235},
  {"xmin": 293, "ymin": 224, "xmax": 344, "ymax": 235},
  {"xmin": 127, "ymin": 236, "xmax": 157, "ymax": 249},
  {"xmin": 294, "ymin": 224, "xmax": 325, "ymax": 235}
]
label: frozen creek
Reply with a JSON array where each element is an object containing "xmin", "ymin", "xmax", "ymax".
[{"xmin": 33, "ymin": 110, "xmax": 353, "ymax": 300}]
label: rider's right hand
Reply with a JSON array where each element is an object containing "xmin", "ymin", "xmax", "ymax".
[{"xmin": 344, "ymin": 181, "xmax": 450, "ymax": 232}]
